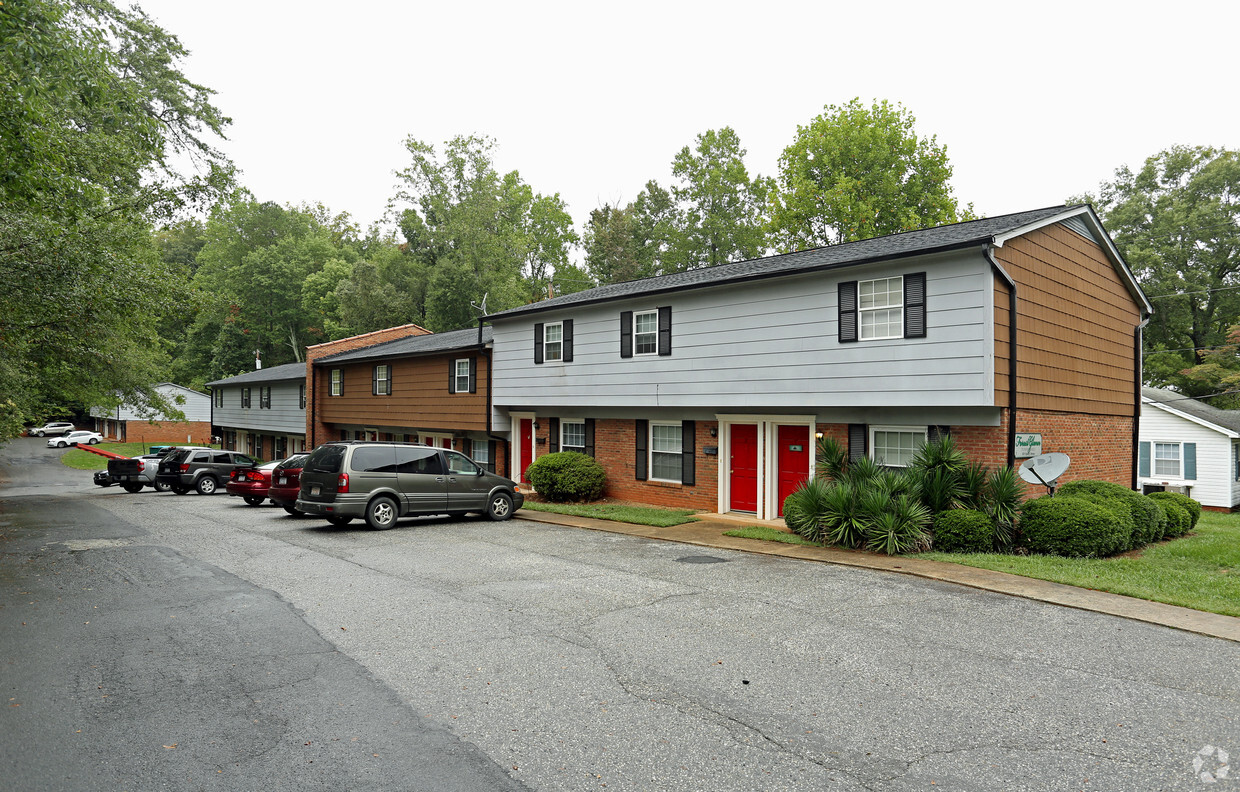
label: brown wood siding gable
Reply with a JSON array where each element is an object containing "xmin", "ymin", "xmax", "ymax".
[{"xmin": 318, "ymin": 353, "xmax": 489, "ymax": 431}]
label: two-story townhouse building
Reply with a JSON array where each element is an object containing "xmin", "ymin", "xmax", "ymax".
[
  {"xmin": 486, "ymin": 205, "xmax": 1153, "ymax": 519},
  {"xmin": 206, "ymin": 362, "xmax": 308, "ymax": 460},
  {"xmin": 308, "ymin": 326, "xmax": 505, "ymax": 474},
  {"xmin": 90, "ymin": 383, "xmax": 212, "ymax": 444}
]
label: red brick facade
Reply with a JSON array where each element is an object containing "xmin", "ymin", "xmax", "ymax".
[{"xmin": 95, "ymin": 419, "xmax": 213, "ymax": 445}]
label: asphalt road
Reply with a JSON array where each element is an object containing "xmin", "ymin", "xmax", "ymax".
[{"xmin": 1, "ymin": 436, "xmax": 1237, "ymax": 791}]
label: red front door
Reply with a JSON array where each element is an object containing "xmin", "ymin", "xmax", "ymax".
[
  {"xmin": 729, "ymin": 424, "xmax": 758, "ymax": 512},
  {"xmin": 777, "ymin": 425, "xmax": 810, "ymax": 517},
  {"xmin": 520, "ymin": 419, "xmax": 534, "ymax": 483}
]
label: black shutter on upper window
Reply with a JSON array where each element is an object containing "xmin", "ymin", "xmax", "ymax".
[
  {"xmin": 839, "ymin": 282, "xmax": 858, "ymax": 343},
  {"xmin": 658, "ymin": 306, "xmax": 672, "ymax": 356},
  {"xmin": 549, "ymin": 418, "xmax": 560, "ymax": 453},
  {"xmin": 681, "ymin": 420, "xmax": 695, "ymax": 486},
  {"xmin": 635, "ymin": 419, "xmax": 648, "ymax": 481},
  {"xmin": 469, "ymin": 358, "xmax": 477, "ymax": 393},
  {"xmin": 904, "ymin": 272, "xmax": 926, "ymax": 338},
  {"xmin": 848, "ymin": 424, "xmax": 867, "ymax": 462},
  {"xmin": 386, "ymin": 366, "xmax": 392, "ymax": 395},
  {"xmin": 534, "ymin": 323, "xmax": 544, "ymax": 364},
  {"xmin": 447, "ymin": 360, "xmax": 456, "ymax": 394},
  {"xmin": 620, "ymin": 312, "xmax": 633, "ymax": 358},
  {"xmin": 372, "ymin": 367, "xmax": 378, "ymax": 396},
  {"xmin": 584, "ymin": 418, "xmax": 595, "ymax": 458},
  {"xmin": 563, "ymin": 320, "xmax": 574, "ymax": 362}
]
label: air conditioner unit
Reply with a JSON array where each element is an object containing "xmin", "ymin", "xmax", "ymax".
[{"xmin": 1163, "ymin": 485, "xmax": 1192, "ymax": 495}]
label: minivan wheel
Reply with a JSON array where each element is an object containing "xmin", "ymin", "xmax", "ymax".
[
  {"xmin": 195, "ymin": 476, "xmax": 218, "ymax": 496},
  {"xmin": 486, "ymin": 493, "xmax": 514, "ymax": 521},
  {"xmin": 366, "ymin": 497, "xmax": 398, "ymax": 530}
]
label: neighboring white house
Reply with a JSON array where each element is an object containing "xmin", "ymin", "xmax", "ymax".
[
  {"xmin": 89, "ymin": 383, "xmax": 213, "ymax": 444},
  {"xmin": 1140, "ymin": 386, "xmax": 1240, "ymax": 511}
]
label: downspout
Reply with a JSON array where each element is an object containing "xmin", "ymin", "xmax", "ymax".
[
  {"xmin": 481, "ymin": 338, "xmax": 509, "ymax": 475},
  {"xmin": 308, "ymin": 360, "xmax": 317, "ymax": 449},
  {"xmin": 1132, "ymin": 316, "xmax": 1151, "ymax": 490},
  {"xmin": 983, "ymin": 245, "xmax": 1018, "ymax": 470}
]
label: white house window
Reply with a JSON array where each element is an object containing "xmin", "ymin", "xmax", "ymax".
[
  {"xmin": 299, "ymin": 383, "xmax": 306, "ymax": 409},
  {"xmin": 544, "ymin": 322, "xmax": 563, "ymax": 362},
  {"xmin": 650, "ymin": 422, "xmax": 682, "ymax": 482},
  {"xmin": 330, "ymin": 369, "xmax": 343, "ymax": 396},
  {"xmin": 859, "ymin": 276, "xmax": 904, "ymax": 340},
  {"xmin": 455, "ymin": 359, "xmax": 471, "ymax": 393},
  {"xmin": 871, "ymin": 426, "xmax": 926, "ymax": 467},
  {"xmin": 471, "ymin": 439, "xmax": 490, "ymax": 465},
  {"xmin": 259, "ymin": 386, "xmax": 271, "ymax": 409},
  {"xmin": 562, "ymin": 420, "xmax": 585, "ymax": 452},
  {"xmin": 1154, "ymin": 442, "xmax": 1181, "ymax": 477},
  {"xmin": 241, "ymin": 387, "xmax": 251, "ymax": 408},
  {"xmin": 374, "ymin": 365, "xmax": 391, "ymax": 396},
  {"xmin": 634, "ymin": 310, "xmax": 658, "ymax": 355},
  {"xmin": 214, "ymin": 389, "xmax": 223, "ymax": 407}
]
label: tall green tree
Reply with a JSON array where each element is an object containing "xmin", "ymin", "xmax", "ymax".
[
  {"xmin": 582, "ymin": 181, "xmax": 682, "ymax": 285},
  {"xmin": 767, "ymin": 98, "xmax": 971, "ymax": 252},
  {"xmin": 0, "ymin": 0, "xmax": 231, "ymax": 436},
  {"xmin": 1077, "ymin": 146, "xmax": 1240, "ymax": 396}
]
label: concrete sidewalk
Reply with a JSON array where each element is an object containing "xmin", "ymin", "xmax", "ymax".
[{"xmin": 518, "ymin": 508, "xmax": 1240, "ymax": 644}]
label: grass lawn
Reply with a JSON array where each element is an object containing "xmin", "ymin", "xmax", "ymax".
[
  {"xmin": 723, "ymin": 525, "xmax": 824, "ymax": 548},
  {"xmin": 60, "ymin": 442, "xmax": 219, "ymax": 470},
  {"xmin": 914, "ymin": 510, "xmax": 1240, "ymax": 617},
  {"xmin": 520, "ymin": 500, "xmax": 700, "ymax": 528}
]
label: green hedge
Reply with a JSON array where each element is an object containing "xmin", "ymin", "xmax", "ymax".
[
  {"xmin": 1149, "ymin": 497, "xmax": 1191, "ymax": 538},
  {"xmin": 1147, "ymin": 491, "xmax": 1201, "ymax": 530},
  {"xmin": 525, "ymin": 452, "xmax": 606, "ymax": 502},
  {"xmin": 1019, "ymin": 496, "xmax": 1128, "ymax": 558},
  {"xmin": 932, "ymin": 509, "xmax": 994, "ymax": 553},
  {"xmin": 1055, "ymin": 480, "xmax": 1164, "ymax": 549}
]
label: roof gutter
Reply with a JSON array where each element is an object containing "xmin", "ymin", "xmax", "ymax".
[{"xmin": 984, "ymin": 244, "xmax": 1018, "ymax": 470}]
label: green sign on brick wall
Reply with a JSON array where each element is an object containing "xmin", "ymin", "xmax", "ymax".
[{"xmin": 1015, "ymin": 433, "xmax": 1043, "ymax": 458}]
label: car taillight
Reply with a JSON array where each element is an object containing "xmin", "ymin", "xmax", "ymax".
[
  {"xmin": 336, "ymin": 473, "xmax": 349, "ymax": 493},
  {"xmin": 179, "ymin": 463, "xmax": 189, "ymax": 473}
]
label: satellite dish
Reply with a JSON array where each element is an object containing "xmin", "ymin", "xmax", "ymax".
[{"xmin": 1019, "ymin": 452, "xmax": 1071, "ymax": 495}]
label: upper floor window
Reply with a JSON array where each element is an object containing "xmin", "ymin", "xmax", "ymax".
[
  {"xmin": 299, "ymin": 383, "xmax": 306, "ymax": 409},
  {"xmin": 634, "ymin": 310, "xmax": 658, "ymax": 355},
  {"xmin": 621, "ymin": 307, "xmax": 672, "ymax": 358},
  {"xmin": 544, "ymin": 322, "xmax": 563, "ymax": 362},
  {"xmin": 1154, "ymin": 442, "xmax": 1181, "ymax": 477},
  {"xmin": 259, "ymin": 386, "xmax": 271, "ymax": 409},
  {"xmin": 455, "ymin": 359, "xmax": 471, "ymax": 393},
  {"xmin": 838, "ymin": 273, "xmax": 926, "ymax": 342},
  {"xmin": 562, "ymin": 420, "xmax": 586, "ymax": 452},
  {"xmin": 860, "ymin": 277, "xmax": 904, "ymax": 340},
  {"xmin": 373, "ymin": 364, "xmax": 391, "ymax": 396},
  {"xmin": 214, "ymin": 389, "xmax": 223, "ymax": 407},
  {"xmin": 870, "ymin": 426, "xmax": 926, "ymax": 467},
  {"xmin": 330, "ymin": 369, "xmax": 343, "ymax": 396},
  {"xmin": 241, "ymin": 387, "xmax": 251, "ymax": 408},
  {"xmin": 534, "ymin": 320, "xmax": 572, "ymax": 364}
]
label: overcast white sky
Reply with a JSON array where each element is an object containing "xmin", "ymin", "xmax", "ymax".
[{"xmin": 141, "ymin": 0, "xmax": 1238, "ymax": 236}]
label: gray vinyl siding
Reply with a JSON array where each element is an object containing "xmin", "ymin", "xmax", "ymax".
[
  {"xmin": 492, "ymin": 249, "xmax": 993, "ymax": 410},
  {"xmin": 212, "ymin": 380, "xmax": 306, "ymax": 434}
]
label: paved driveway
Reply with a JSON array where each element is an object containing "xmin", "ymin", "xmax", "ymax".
[{"xmin": 2, "ymin": 437, "xmax": 1237, "ymax": 791}]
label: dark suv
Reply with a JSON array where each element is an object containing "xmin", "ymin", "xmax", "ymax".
[
  {"xmin": 296, "ymin": 441, "xmax": 523, "ymax": 529},
  {"xmin": 156, "ymin": 448, "xmax": 259, "ymax": 495}
]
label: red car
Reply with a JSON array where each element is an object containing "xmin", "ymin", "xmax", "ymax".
[
  {"xmin": 266, "ymin": 453, "xmax": 310, "ymax": 516},
  {"xmin": 225, "ymin": 460, "xmax": 281, "ymax": 505}
]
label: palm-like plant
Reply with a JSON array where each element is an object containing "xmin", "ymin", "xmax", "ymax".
[
  {"xmin": 816, "ymin": 435, "xmax": 847, "ymax": 480},
  {"xmin": 783, "ymin": 476, "xmax": 834, "ymax": 543},
  {"xmin": 864, "ymin": 494, "xmax": 933, "ymax": 555},
  {"xmin": 821, "ymin": 481, "xmax": 867, "ymax": 548},
  {"xmin": 986, "ymin": 465, "xmax": 1023, "ymax": 551}
]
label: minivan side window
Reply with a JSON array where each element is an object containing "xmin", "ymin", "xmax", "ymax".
[
  {"xmin": 444, "ymin": 450, "xmax": 480, "ymax": 475},
  {"xmin": 396, "ymin": 446, "xmax": 443, "ymax": 475},
  {"xmin": 349, "ymin": 446, "xmax": 398, "ymax": 473}
]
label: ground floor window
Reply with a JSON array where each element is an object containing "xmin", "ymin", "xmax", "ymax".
[
  {"xmin": 561, "ymin": 420, "xmax": 585, "ymax": 453},
  {"xmin": 870, "ymin": 426, "xmax": 926, "ymax": 467},
  {"xmin": 274, "ymin": 436, "xmax": 286, "ymax": 459},
  {"xmin": 471, "ymin": 439, "xmax": 491, "ymax": 470},
  {"xmin": 650, "ymin": 422, "xmax": 683, "ymax": 482},
  {"xmin": 1154, "ymin": 442, "xmax": 1181, "ymax": 477}
]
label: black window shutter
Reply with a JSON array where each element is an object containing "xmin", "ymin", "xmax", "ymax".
[
  {"xmin": 372, "ymin": 367, "xmax": 378, "ymax": 396},
  {"xmin": 563, "ymin": 320, "xmax": 574, "ymax": 362},
  {"xmin": 904, "ymin": 272, "xmax": 927, "ymax": 338},
  {"xmin": 469, "ymin": 358, "xmax": 477, "ymax": 393},
  {"xmin": 848, "ymin": 423, "xmax": 867, "ymax": 462},
  {"xmin": 386, "ymin": 366, "xmax": 392, "ymax": 395},
  {"xmin": 681, "ymin": 420, "xmax": 696, "ymax": 486},
  {"xmin": 549, "ymin": 418, "xmax": 560, "ymax": 453},
  {"xmin": 839, "ymin": 282, "xmax": 858, "ymax": 342},
  {"xmin": 635, "ymin": 419, "xmax": 648, "ymax": 481},
  {"xmin": 487, "ymin": 440, "xmax": 497, "ymax": 473},
  {"xmin": 658, "ymin": 306, "xmax": 672, "ymax": 356},
  {"xmin": 927, "ymin": 425, "xmax": 950, "ymax": 443},
  {"xmin": 534, "ymin": 323, "xmax": 544, "ymax": 364},
  {"xmin": 448, "ymin": 359, "xmax": 456, "ymax": 393},
  {"xmin": 584, "ymin": 419, "xmax": 595, "ymax": 458},
  {"xmin": 620, "ymin": 311, "xmax": 633, "ymax": 358}
]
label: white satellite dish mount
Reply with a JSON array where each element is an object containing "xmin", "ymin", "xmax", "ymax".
[{"xmin": 1018, "ymin": 452, "xmax": 1071, "ymax": 496}]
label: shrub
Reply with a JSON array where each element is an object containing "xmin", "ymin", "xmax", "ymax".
[
  {"xmin": 933, "ymin": 509, "xmax": 994, "ymax": 553},
  {"xmin": 525, "ymin": 452, "xmax": 605, "ymax": 502},
  {"xmin": 864, "ymin": 495, "xmax": 932, "ymax": 555},
  {"xmin": 1149, "ymin": 496, "xmax": 1190, "ymax": 538},
  {"xmin": 1147, "ymin": 491, "xmax": 1201, "ymax": 530},
  {"xmin": 783, "ymin": 477, "xmax": 834, "ymax": 544},
  {"xmin": 986, "ymin": 466, "xmax": 1023, "ymax": 551},
  {"xmin": 1056, "ymin": 480, "xmax": 1162, "ymax": 550},
  {"xmin": 1018, "ymin": 496, "xmax": 1128, "ymax": 558}
]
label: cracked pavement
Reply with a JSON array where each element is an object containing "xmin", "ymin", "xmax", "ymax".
[{"xmin": 1, "ymin": 436, "xmax": 1237, "ymax": 791}]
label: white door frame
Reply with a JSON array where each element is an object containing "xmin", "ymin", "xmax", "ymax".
[
  {"xmin": 717, "ymin": 414, "xmax": 817, "ymax": 520},
  {"xmin": 508, "ymin": 411, "xmax": 536, "ymax": 486}
]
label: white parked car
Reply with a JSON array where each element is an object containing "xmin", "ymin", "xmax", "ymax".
[
  {"xmin": 49, "ymin": 430, "xmax": 103, "ymax": 448},
  {"xmin": 29, "ymin": 421, "xmax": 75, "ymax": 437}
]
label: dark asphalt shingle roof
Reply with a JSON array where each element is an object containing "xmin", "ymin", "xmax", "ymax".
[
  {"xmin": 316, "ymin": 326, "xmax": 492, "ymax": 364},
  {"xmin": 206, "ymin": 362, "xmax": 306, "ymax": 387},
  {"xmin": 1143, "ymin": 387, "xmax": 1240, "ymax": 435},
  {"xmin": 487, "ymin": 205, "xmax": 1082, "ymax": 320}
]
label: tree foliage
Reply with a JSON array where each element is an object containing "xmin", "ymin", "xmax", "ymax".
[
  {"xmin": 768, "ymin": 98, "xmax": 971, "ymax": 252},
  {"xmin": 0, "ymin": 0, "xmax": 231, "ymax": 437}
]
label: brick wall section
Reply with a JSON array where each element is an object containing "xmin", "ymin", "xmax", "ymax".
[
  {"xmin": 304, "ymin": 324, "xmax": 430, "ymax": 447},
  {"xmin": 105, "ymin": 420, "xmax": 213, "ymax": 445}
]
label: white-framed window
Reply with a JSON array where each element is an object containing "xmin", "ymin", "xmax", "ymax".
[
  {"xmin": 260, "ymin": 386, "xmax": 271, "ymax": 409},
  {"xmin": 299, "ymin": 383, "xmax": 306, "ymax": 409},
  {"xmin": 634, "ymin": 310, "xmax": 658, "ymax": 355},
  {"xmin": 374, "ymin": 365, "xmax": 391, "ymax": 396},
  {"xmin": 455, "ymin": 359, "xmax": 471, "ymax": 393},
  {"xmin": 471, "ymin": 439, "xmax": 490, "ymax": 465},
  {"xmin": 241, "ymin": 387, "xmax": 251, "ymax": 408},
  {"xmin": 214, "ymin": 389, "xmax": 223, "ymax": 407},
  {"xmin": 859, "ymin": 276, "xmax": 904, "ymax": 340},
  {"xmin": 330, "ymin": 369, "xmax": 343, "ymax": 396},
  {"xmin": 544, "ymin": 322, "xmax": 563, "ymax": 362},
  {"xmin": 1154, "ymin": 442, "xmax": 1181, "ymax": 477},
  {"xmin": 870, "ymin": 425, "xmax": 926, "ymax": 467},
  {"xmin": 650, "ymin": 422, "xmax": 682, "ymax": 482},
  {"xmin": 562, "ymin": 420, "xmax": 585, "ymax": 452}
]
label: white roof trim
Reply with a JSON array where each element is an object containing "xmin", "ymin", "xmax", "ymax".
[
  {"xmin": 991, "ymin": 205, "xmax": 1153, "ymax": 316},
  {"xmin": 1141, "ymin": 396, "xmax": 1240, "ymax": 439}
]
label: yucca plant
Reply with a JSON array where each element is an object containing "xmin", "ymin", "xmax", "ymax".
[
  {"xmin": 816, "ymin": 435, "xmax": 847, "ymax": 480},
  {"xmin": 821, "ymin": 481, "xmax": 868, "ymax": 548},
  {"xmin": 986, "ymin": 465, "xmax": 1023, "ymax": 551},
  {"xmin": 864, "ymin": 494, "xmax": 933, "ymax": 555},
  {"xmin": 917, "ymin": 466, "xmax": 966, "ymax": 512},
  {"xmin": 909, "ymin": 435, "xmax": 967, "ymax": 476},
  {"xmin": 844, "ymin": 455, "xmax": 884, "ymax": 487},
  {"xmin": 960, "ymin": 461, "xmax": 989, "ymax": 510},
  {"xmin": 782, "ymin": 477, "xmax": 834, "ymax": 543}
]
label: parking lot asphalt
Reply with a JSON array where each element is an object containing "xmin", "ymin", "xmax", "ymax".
[{"xmin": 515, "ymin": 509, "xmax": 1240, "ymax": 644}]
